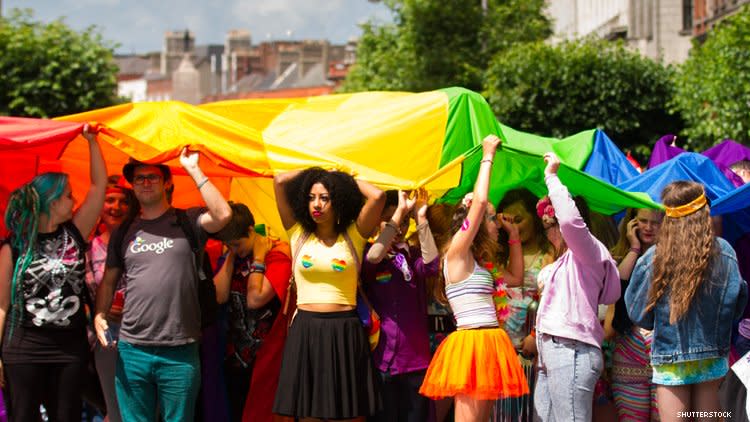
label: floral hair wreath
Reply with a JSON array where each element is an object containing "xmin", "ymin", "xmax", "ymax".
[{"xmin": 536, "ymin": 196, "xmax": 557, "ymax": 228}]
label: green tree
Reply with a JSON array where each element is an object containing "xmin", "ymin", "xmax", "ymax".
[
  {"xmin": 0, "ymin": 9, "xmax": 120, "ymax": 118},
  {"xmin": 341, "ymin": 0, "xmax": 552, "ymax": 92},
  {"xmin": 484, "ymin": 39, "xmax": 682, "ymax": 152},
  {"xmin": 672, "ymin": 5, "xmax": 750, "ymax": 149}
]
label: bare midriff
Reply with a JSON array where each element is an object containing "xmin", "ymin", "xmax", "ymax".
[{"xmin": 298, "ymin": 303, "xmax": 356, "ymax": 312}]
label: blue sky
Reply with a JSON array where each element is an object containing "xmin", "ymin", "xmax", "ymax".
[{"xmin": 4, "ymin": 0, "xmax": 394, "ymax": 53}]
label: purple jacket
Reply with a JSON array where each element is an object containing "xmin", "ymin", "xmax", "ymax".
[
  {"xmin": 362, "ymin": 244, "xmax": 439, "ymax": 374},
  {"xmin": 536, "ymin": 174, "xmax": 621, "ymax": 348}
]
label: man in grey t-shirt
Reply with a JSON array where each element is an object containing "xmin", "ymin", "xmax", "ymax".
[{"xmin": 94, "ymin": 148, "xmax": 231, "ymax": 422}]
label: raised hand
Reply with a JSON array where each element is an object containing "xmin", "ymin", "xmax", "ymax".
[
  {"xmin": 414, "ymin": 188, "xmax": 429, "ymax": 219},
  {"xmin": 180, "ymin": 146, "xmax": 200, "ymax": 171},
  {"xmin": 402, "ymin": 190, "xmax": 417, "ymax": 213},
  {"xmin": 82, "ymin": 123, "xmax": 97, "ymax": 143},
  {"xmin": 626, "ymin": 218, "xmax": 641, "ymax": 250},
  {"xmin": 498, "ymin": 213, "xmax": 520, "ymax": 239},
  {"xmin": 543, "ymin": 152, "xmax": 561, "ymax": 176},
  {"xmin": 482, "ymin": 134, "xmax": 501, "ymax": 159},
  {"xmin": 251, "ymin": 233, "xmax": 273, "ymax": 262}
]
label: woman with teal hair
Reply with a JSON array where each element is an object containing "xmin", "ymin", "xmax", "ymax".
[{"xmin": 0, "ymin": 125, "xmax": 107, "ymax": 422}]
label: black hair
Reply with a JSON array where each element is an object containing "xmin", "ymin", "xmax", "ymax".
[
  {"xmin": 384, "ymin": 190, "xmax": 399, "ymax": 209},
  {"xmin": 210, "ymin": 201, "xmax": 255, "ymax": 242},
  {"xmin": 286, "ymin": 167, "xmax": 364, "ymax": 234}
]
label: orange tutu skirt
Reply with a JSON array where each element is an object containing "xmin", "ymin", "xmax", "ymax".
[{"xmin": 419, "ymin": 327, "xmax": 529, "ymax": 400}]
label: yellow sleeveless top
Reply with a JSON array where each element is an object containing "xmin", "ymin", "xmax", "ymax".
[{"xmin": 288, "ymin": 223, "xmax": 366, "ymax": 306}]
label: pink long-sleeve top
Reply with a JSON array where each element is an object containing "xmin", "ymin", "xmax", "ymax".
[{"xmin": 535, "ymin": 174, "xmax": 621, "ymax": 348}]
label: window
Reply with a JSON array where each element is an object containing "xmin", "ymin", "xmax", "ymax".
[{"xmin": 683, "ymin": 0, "xmax": 694, "ymax": 31}]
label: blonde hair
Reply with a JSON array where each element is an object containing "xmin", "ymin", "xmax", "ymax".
[
  {"xmin": 646, "ymin": 181, "xmax": 717, "ymax": 324},
  {"xmin": 610, "ymin": 208, "xmax": 640, "ymax": 263}
]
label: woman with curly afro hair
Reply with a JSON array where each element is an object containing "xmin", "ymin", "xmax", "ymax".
[{"xmin": 272, "ymin": 167, "xmax": 385, "ymax": 421}]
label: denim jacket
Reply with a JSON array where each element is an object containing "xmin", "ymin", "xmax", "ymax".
[{"xmin": 625, "ymin": 237, "xmax": 748, "ymax": 365}]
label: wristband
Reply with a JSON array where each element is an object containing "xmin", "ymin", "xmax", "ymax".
[
  {"xmin": 197, "ymin": 178, "xmax": 210, "ymax": 190},
  {"xmin": 480, "ymin": 159, "xmax": 493, "ymax": 165},
  {"xmin": 385, "ymin": 220, "xmax": 400, "ymax": 231},
  {"xmin": 508, "ymin": 238, "xmax": 521, "ymax": 246},
  {"xmin": 250, "ymin": 262, "xmax": 266, "ymax": 274},
  {"xmin": 629, "ymin": 247, "xmax": 641, "ymax": 255}
]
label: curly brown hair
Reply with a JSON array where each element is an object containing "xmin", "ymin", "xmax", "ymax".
[{"xmin": 646, "ymin": 181, "xmax": 718, "ymax": 324}]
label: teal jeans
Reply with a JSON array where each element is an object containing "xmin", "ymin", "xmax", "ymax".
[{"xmin": 115, "ymin": 340, "xmax": 201, "ymax": 422}]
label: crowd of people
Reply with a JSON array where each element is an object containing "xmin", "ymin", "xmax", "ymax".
[{"xmin": 0, "ymin": 129, "xmax": 747, "ymax": 422}]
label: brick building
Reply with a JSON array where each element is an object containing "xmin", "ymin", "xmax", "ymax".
[{"xmin": 115, "ymin": 29, "xmax": 356, "ymax": 104}]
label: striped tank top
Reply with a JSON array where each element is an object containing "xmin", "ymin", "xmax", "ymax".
[{"xmin": 444, "ymin": 260, "xmax": 499, "ymax": 329}]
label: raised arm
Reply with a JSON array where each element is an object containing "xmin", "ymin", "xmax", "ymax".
[
  {"xmin": 273, "ymin": 170, "xmax": 302, "ymax": 231},
  {"xmin": 446, "ymin": 135, "xmax": 500, "ymax": 262},
  {"xmin": 414, "ymin": 188, "xmax": 439, "ymax": 265},
  {"xmin": 498, "ymin": 213, "xmax": 523, "ymax": 287},
  {"xmin": 543, "ymin": 153, "xmax": 601, "ymax": 263},
  {"xmin": 73, "ymin": 124, "xmax": 108, "ymax": 237},
  {"xmin": 248, "ymin": 242, "xmax": 292, "ymax": 309},
  {"xmin": 180, "ymin": 148, "xmax": 232, "ymax": 234},
  {"xmin": 213, "ymin": 252, "xmax": 235, "ymax": 304},
  {"xmin": 245, "ymin": 234, "xmax": 273, "ymax": 308},
  {"xmin": 617, "ymin": 218, "xmax": 642, "ymax": 280},
  {"xmin": 355, "ymin": 179, "xmax": 386, "ymax": 239},
  {"xmin": 366, "ymin": 190, "xmax": 413, "ymax": 264}
]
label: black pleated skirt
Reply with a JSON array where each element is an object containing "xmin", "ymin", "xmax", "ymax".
[{"xmin": 273, "ymin": 309, "xmax": 382, "ymax": 419}]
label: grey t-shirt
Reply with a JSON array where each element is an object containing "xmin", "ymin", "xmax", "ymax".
[{"xmin": 106, "ymin": 207, "xmax": 207, "ymax": 346}]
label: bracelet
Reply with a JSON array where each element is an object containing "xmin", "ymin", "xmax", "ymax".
[
  {"xmin": 629, "ymin": 247, "xmax": 641, "ymax": 255},
  {"xmin": 508, "ymin": 238, "xmax": 521, "ymax": 246},
  {"xmin": 480, "ymin": 159, "xmax": 493, "ymax": 165},
  {"xmin": 384, "ymin": 220, "xmax": 400, "ymax": 231},
  {"xmin": 250, "ymin": 262, "xmax": 266, "ymax": 274},
  {"xmin": 197, "ymin": 178, "xmax": 210, "ymax": 190}
]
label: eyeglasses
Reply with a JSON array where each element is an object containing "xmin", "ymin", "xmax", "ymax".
[{"xmin": 132, "ymin": 174, "xmax": 163, "ymax": 185}]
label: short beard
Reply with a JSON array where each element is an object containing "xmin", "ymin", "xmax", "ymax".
[{"xmin": 136, "ymin": 191, "xmax": 164, "ymax": 208}]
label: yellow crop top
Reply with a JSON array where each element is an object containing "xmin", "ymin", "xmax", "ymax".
[{"xmin": 288, "ymin": 222, "xmax": 366, "ymax": 306}]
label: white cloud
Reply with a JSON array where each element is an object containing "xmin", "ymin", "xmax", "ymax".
[{"xmin": 5, "ymin": 0, "xmax": 392, "ymax": 53}]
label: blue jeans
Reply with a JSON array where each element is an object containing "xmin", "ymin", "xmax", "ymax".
[
  {"xmin": 115, "ymin": 340, "xmax": 200, "ymax": 422},
  {"xmin": 534, "ymin": 334, "xmax": 603, "ymax": 422}
]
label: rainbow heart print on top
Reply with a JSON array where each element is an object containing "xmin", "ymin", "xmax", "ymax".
[
  {"xmin": 375, "ymin": 271, "xmax": 392, "ymax": 283},
  {"xmin": 301, "ymin": 255, "xmax": 313, "ymax": 268},
  {"xmin": 331, "ymin": 259, "xmax": 347, "ymax": 272}
]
